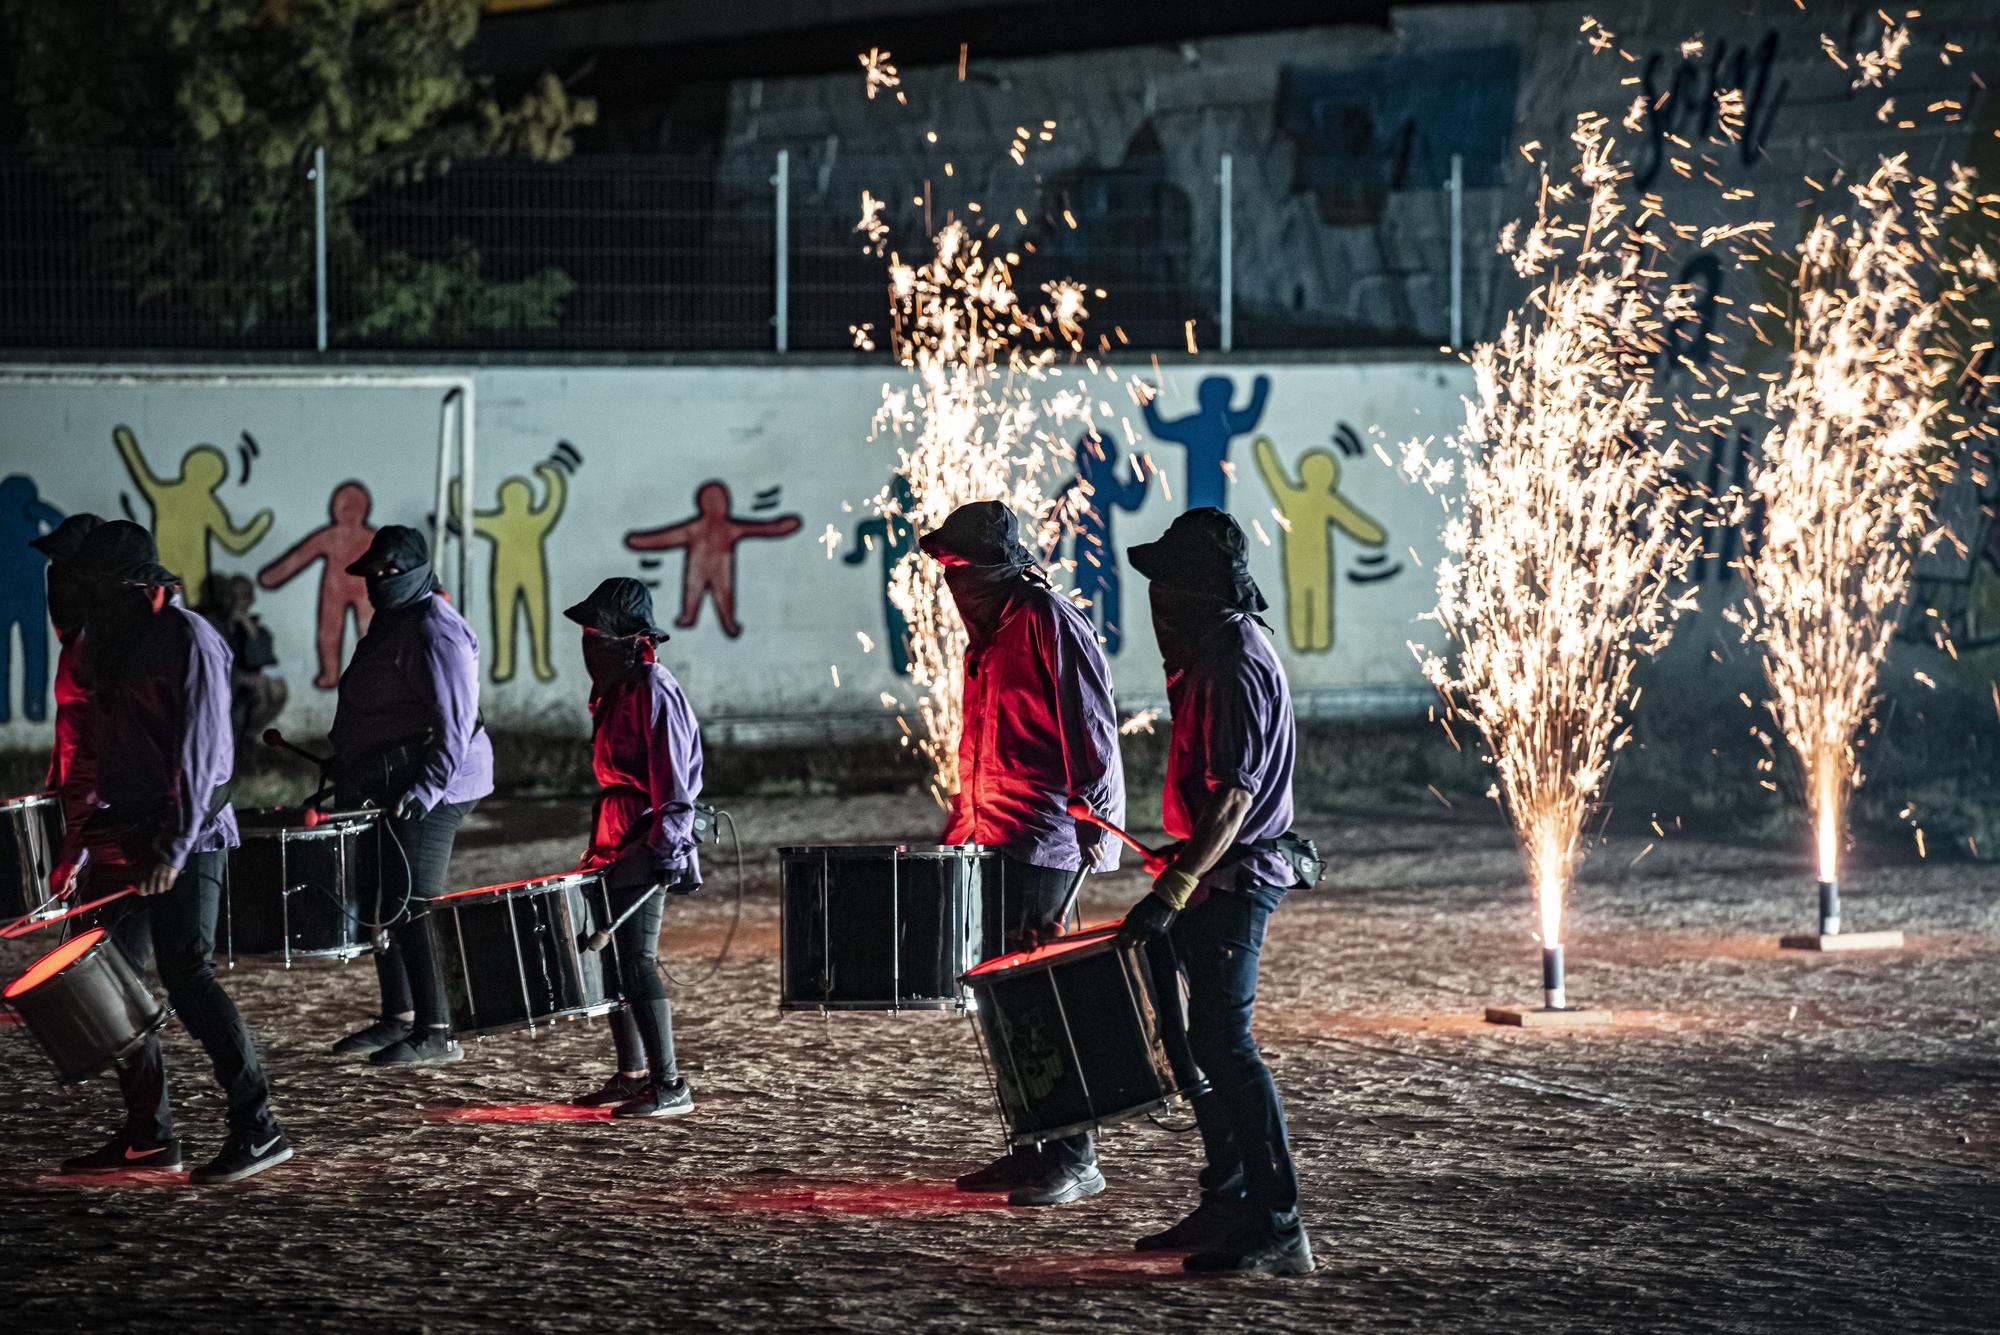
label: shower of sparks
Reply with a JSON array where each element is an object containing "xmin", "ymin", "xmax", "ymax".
[
  {"xmin": 868, "ymin": 220, "xmax": 1091, "ymax": 804},
  {"xmin": 1729, "ymin": 153, "xmax": 1971, "ymax": 888},
  {"xmin": 857, "ymin": 191, "xmax": 890, "ymax": 255},
  {"xmin": 1118, "ymin": 708, "xmax": 1161, "ymax": 736},
  {"xmin": 859, "ymin": 49, "xmax": 901, "ymax": 100},
  {"xmin": 1403, "ymin": 113, "xmax": 1700, "ymax": 953}
]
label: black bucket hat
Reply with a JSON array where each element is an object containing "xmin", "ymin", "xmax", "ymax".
[
  {"xmin": 345, "ymin": 524, "xmax": 430, "ymax": 577},
  {"xmin": 1127, "ymin": 507, "xmax": 1268, "ymax": 612},
  {"xmin": 917, "ymin": 500, "xmax": 1035, "ymax": 570},
  {"xmin": 564, "ymin": 577, "xmax": 670, "ymax": 640},
  {"xmin": 70, "ymin": 519, "xmax": 179, "ymax": 587},
  {"xmin": 28, "ymin": 512, "xmax": 102, "ymax": 564}
]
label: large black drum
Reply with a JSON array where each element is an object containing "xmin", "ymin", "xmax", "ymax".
[
  {"xmin": 963, "ymin": 924, "xmax": 1206, "ymax": 1147},
  {"xmin": 1, "ymin": 792, "xmax": 64, "ymax": 924},
  {"xmin": 779, "ymin": 844, "xmax": 999, "ymax": 1011},
  {"xmin": 3, "ymin": 926, "xmax": 169, "ymax": 1084},
  {"xmin": 225, "ymin": 810, "xmax": 380, "ymax": 965},
  {"xmin": 429, "ymin": 871, "xmax": 613, "ymax": 1037}
]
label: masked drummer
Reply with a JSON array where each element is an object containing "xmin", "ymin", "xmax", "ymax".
[
  {"xmin": 328, "ymin": 525, "xmax": 493, "ymax": 1067},
  {"xmin": 1116, "ymin": 508, "xmax": 1312, "ymax": 1276},
  {"xmin": 35, "ymin": 513, "xmax": 103, "ymax": 899},
  {"xmin": 917, "ymin": 500, "xmax": 1125, "ymax": 1208},
  {"xmin": 561, "ymin": 578, "xmax": 701, "ymax": 1119},
  {"xmin": 47, "ymin": 521, "xmax": 292, "ymax": 1184}
]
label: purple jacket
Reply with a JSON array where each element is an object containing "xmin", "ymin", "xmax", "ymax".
[
  {"xmin": 330, "ymin": 593, "xmax": 494, "ymax": 810},
  {"xmin": 66, "ymin": 603, "xmax": 239, "ymax": 869},
  {"xmin": 944, "ymin": 582, "xmax": 1125, "ymax": 872},
  {"xmin": 586, "ymin": 660, "xmax": 704, "ymax": 886},
  {"xmin": 1163, "ymin": 614, "xmax": 1296, "ymax": 897}
]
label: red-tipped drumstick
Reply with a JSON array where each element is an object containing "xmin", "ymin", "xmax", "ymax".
[
  {"xmin": 1065, "ymin": 800, "xmax": 1159, "ymax": 861},
  {"xmin": 1, "ymin": 885, "xmax": 142, "ymax": 940},
  {"xmin": 263, "ymin": 728, "xmax": 332, "ymax": 770}
]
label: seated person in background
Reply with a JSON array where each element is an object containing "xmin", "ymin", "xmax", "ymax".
[{"xmin": 205, "ymin": 573, "xmax": 287, "ymax": 746}]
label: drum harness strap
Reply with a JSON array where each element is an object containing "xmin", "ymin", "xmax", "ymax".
[{"xmin": 587, "ymin": 790, "xmax": 745, "ymax": 991}]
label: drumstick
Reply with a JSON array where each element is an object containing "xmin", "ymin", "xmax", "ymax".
[
  {"xmin": 582, "ymin": 885, "xmax": 663, "ymax": 953},
  {"xmin": 0, "ymin": 884, "xmax": 141, "ymax": 940},
  {"xmin": 302, "ymin": 807, "xmax": 375, "ymax": 829},
  {"xmin": 263, "ymin": 728, "xmax": 332, "ymax": 770},
  {"xmin": 1064, "ymin": 800, "xmax": 1159, "ymax": 861}
]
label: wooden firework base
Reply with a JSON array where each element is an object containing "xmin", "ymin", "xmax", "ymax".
[
  {"xmin": 1483, "ymin": 1005, "xmax": 1615, "ymax": 1028},
  {"xmin": 1778, "ymin": 931, "xmax": 1906, "ymax": 952}
]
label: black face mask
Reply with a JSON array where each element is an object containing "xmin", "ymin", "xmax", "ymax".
[
  {"xmin": 944, "ymin": 564, "xmax": 1027, "ymax": 650},
  {"xmin": 47, "ymin": 569, "xmax": 90, "ymax": 637},
  {"xmin": 366, "ymin": 565, "xmax": 439, "ymax": 613},
  {"xmin": 84, "ymin": 583, "xmax": 166, "ymax": 681},
  {"xmin": 582, "ymin": 633, "xmax": 648, "ymax": 694},
  {"xmin": 1150, "ymin": 585, "xmax": 1236, "ymax": 674}
]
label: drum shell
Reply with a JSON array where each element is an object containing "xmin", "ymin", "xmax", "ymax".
[
  {"xmin": 778, "ymin": 845, "xmax": 994, "ymax": 1011},
  {"xmin": 225, "ymin": 815, "xmax": 380, "ymax": 964},
  {"xmin": 430, "ymin": 873, "xmax": 612, "ymax": 1037},
  {"xmin": 7, "ymin": 934, "xmax": 169, "ymax": 1085},
  {"xmin": 965, "ymin": 931, "xmax": 1201, "ymax": 1147},
  {"xmin": 0, "ymin": 793, "xmax": 64, "ymax": 922}
]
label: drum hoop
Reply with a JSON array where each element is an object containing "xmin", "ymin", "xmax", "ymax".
[
  {"xmin": 438, "ymin": 872, "xmax": 600, "ymax": 904},
  {"xmin": 452, "ymin": 1000, "xmax": 618, "ymax": 1040},
  {"xmin": 777, "ymin": 997, "xmax": 968, "ymax": 1013},
  {"xmin": 1003, "ymin": 1085, "xmax": 1210, "ymax": 1150},
  {"xmin": 0, "ymin": 791, "xmax": 58, "ymax": 812},
  {"xmin": 961, "ymin": 926, "xmax": 1124, "ymax": 985},
  {"xmin": 776, "ymin": 844, "xmax": 990, "ymax": 860},
  {"xmin": 238, "ymin": 822, "xmax": 372, "ymax": 842}
]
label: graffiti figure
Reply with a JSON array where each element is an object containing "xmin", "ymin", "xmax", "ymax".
[
  {"xmin": 256, "ymin": 480, "xmax": 377, "ymax": 688},
  {"xmin": 1050, "ymin": 432, "xmax": 1149, "ymax": 653},
  {"xmin": 1141, "ymin": 373, "xmax": 1270, "ymax": 511},
  {"xmin": 451, "ymin": 461, "xmax": 569, "ymax": 684},
  {"xmin": 114, "ymin": 425, "xmax": 273, "ymax": 597},
  {"xmin": 626, "ymin": 481, "xmax": 802, "ymax": 639},
  {"xmin": 842, "ymin": 474, "xmax": 917, "ymax": 675},
  {"xmin": 0, "ymin": 475, "xmax": 64, "ymax": 723},
  {"xmin": 1253, "ymin": 434, "xmax": 1387, "ymax": 654}
]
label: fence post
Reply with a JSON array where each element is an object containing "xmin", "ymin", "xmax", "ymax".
[
  {"xmin": 312, "ymin": 144, "xmax": 328, "ymax": 352},
  {"xmin": 773, "ymin": 149, "xmax": 790, "ymax": 354},
  {"xmin": 1218, "ymin": 152, "xmax": 1234, "ymax": 354},
  {"xmin": 1448, "ymin": 152, "xmax": 1464, "ymax": 350}
]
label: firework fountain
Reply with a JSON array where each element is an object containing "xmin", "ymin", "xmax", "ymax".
[
  {"xmin": 1734, "ymin": 154, "xmax": 1970, "ymax": 951},
  {"xmin": 1405, "ymin": 114, "xmax": 1699, "ymax": 1023}
]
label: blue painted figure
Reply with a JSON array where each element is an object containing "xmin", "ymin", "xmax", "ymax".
[
  {"xmin": 1051, "ymin": 432, "xmax": 1149, "ymax": 654},
  {"xmin": 0, "ymin": 474, "xmax": 65, "ymax": 723},
  {"xmin": 842, "ymin": 474, "xmax": 917, "ymax": 676},
  {"xmin": 1141, "ymin": 374, "xmax": 1271, "ymax": 512}
]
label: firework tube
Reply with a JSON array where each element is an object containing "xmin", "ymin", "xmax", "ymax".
[
  {"xmin": 1818, "ymin": 878, "xmax": 1841, "ymax": 937},
  {"xmin": 1542, "ymin": 943, "xmax": 1566, "ymax": 1011},
  {"xmin": 1, "ymin": 884, "xmax": 142, "ymax": 941},
  {"xmin": 1063, "ymin": 800, "xmax": 1159, "ymax": 862}
]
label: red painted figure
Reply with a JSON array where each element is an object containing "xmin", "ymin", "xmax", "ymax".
[
  {"xmin": 256, "ymin": 481, "xmax": 376, "ymax": 689},
  {"xmin": 623, "ymin": 481, "xmax": 801, "ymax": 638}
]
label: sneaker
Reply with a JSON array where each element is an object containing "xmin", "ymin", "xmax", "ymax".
[
  {"xmin": 1007, "ymin": 1160, "xmax": 1106, "ymax": 1207},
  {"xmin": 369, "ymin": 1029, "xmax": 464, "ymax": 1067},
  {"xmin": 573, "ymin": 1073, "xmax": 651, "ymax": 1108},
  {"xmin": 1184, "ymin": 1224, "xmax": 1315, "ymax": 1276},
  {"xmin": 1136, "ymin": 1194, "xmax": 1253, "ymax": 1251},
  {"xmin": 332, "ymin": 1015, "xmax": 412, "ymax": 1056},
  {"xmin": 190, "ymin": 1128, "xmax": 293, "ymax": 1186},
  {"xmin": 60, "ymin": 1135, "xmax": 184, "ymax": 1176},
  {"xmin": 612, "ymin": 1078, "xmax": 695, "ymax": 1120},
  {"xmin": 955, "ymin": 1147, "xmax": 1042, "ymax": 1193}
]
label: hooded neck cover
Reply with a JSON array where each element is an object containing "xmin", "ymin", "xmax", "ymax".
[
  {"xmin": 583, "ymin": 632, "xmax": 654, "ymax": 697},
  {"xmin": 47, "ymin": 568, "xmax": 90, "ymax": 637},
  {"xmin": 366, "ymin": 564, "xmax": 441, "ymax": 614},
  {"xmin": 1150, "ymin": 585, "xmax": 1243, "ymax": 675},
  {"xmin": 944, "ymin": 561, "xmax": 1034, "ymax": 650}
]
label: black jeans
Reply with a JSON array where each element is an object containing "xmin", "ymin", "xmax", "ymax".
[
  {"xmin": 600, "ymin": 874, "xmax": 679, "ymax": 1086},
  {"xmin": 372, "ymin": 801, "xmax": 473, "ymax": 1029},
  {"xmin": 990, "ymin": 856, "xmax": 1094, "ymax": 1172},
  {"xmin": 1151, "ymin": 882, "xmax": 1298, "ymax": 1231},
  {"xmin": 104, "ymin": 850, "xmax": 278, "ymax": 1143}
]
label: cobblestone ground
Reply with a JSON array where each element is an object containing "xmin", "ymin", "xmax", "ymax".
[{"xmin": 2, "ymin": 794, "xmax": 1995, "ymax": 1333}]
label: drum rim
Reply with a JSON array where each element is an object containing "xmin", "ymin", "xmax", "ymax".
[
  {"xmin": 452, "ymin": 999, "xmax": 619, "ymax": 1039},
  {"xmin": 776, "ymin": 843, "xmax": 990, "ymax": 859},
  {"xmin": 778, "ymin": 996, "xmax": 968, "ymax": 1013},
  {"xmin": 236, "ymin": 820, "xmax": 375, "ymax": 840},
  {"xmin": 0, "ymin": 790, "xmax": 58, "ymax": 811},
  {"xmin": 1002, "ymin": 1084, "xmax": 1211, "ymax": 1149},
  {"xmin": 436, "ymin": 870, "xmax": 602, "ymax": 903},
  {"xmin": 962, "ymin": 925, "xmax": 1124, "ymax": 984},
  {"xmin": 50, "ymin": 1005, "xmax": 174, "ymax": 1086},
  {"xmin": 5, "ymin": 925, "xmax": 114, "ymax": 1000}
]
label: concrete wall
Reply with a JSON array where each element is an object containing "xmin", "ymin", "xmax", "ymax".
[{"xmin": 0, "ymin": 355, "xmax": 1465, "ymax": 748}]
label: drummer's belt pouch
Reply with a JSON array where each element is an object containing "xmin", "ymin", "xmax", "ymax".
[
  {"xmin": 692, "ymin": 802, "xmax": 718, "ymax": 842},
  {"xmin": 335, "ymin": 733, "xmax": 434, "ymax": 804},
  {"xmin": 1226, "ymin": 833, "xmax": 1325, "ymax": 890}
]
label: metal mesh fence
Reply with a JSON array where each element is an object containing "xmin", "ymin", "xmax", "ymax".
[{"xmin": 0, "ymin": 148, "xmax": 1487, "ymax": 356}]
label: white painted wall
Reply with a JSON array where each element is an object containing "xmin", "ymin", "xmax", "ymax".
[{"xmin": 0, "ymin": 356, "xmax": 1465, "ymax": 746}]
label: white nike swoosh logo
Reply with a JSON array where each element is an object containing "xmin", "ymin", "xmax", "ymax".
[
  {"xmin": 251, "ymin": 1136, "xmax": 282, "ymax": 1157},
  {"xmin": 124, "ymin": 1144, "xmax": 168, "ymax": 1161}
]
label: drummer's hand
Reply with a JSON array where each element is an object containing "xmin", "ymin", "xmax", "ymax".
[
  {"xmin": 393, "ymin": 790, "xmax": 427, "ymax": 821},
  {"xmin": 1075, "ymin": 822, "xmax": 1108, "ymax": 870},
  {"xmin": 49, "ymin": 861, "xmax": 80, "ymax": 901},
  {"xmin": 1117, "ymin": 892, "xmax": 1178, "ymax": 945},
  {"xmin": 1141, "ymin": 848, "xmax": 1172, "ymax": 877},
  {"xmin": 135, "ymin": 863, "xmax": 181, "ymax": 897}
]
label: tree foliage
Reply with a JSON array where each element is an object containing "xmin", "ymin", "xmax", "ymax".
[{"xmin": 2, "ymin": 0, "xmax": 596, "ymax": 341}]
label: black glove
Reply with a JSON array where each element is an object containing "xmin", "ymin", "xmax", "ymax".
[
  {"xmin": 393, "ymin": 789, "xmax": 428, "ymax": 821},
  {"xmin": 1118, "ymin": 892, "xmax": 1179, "ymax": 945}
]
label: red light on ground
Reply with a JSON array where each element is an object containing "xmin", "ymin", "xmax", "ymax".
[
  {"xmin": 966, "ymin": 923, "xmax": 1121, "ymax": 978},
  {"xmin": 422, "ymin": 1103, "xmax": 613, "ymax": 1123},
  {"xmin": 692, "ymin": 1179, "xmax": 1013, "ymax": 1217},
  {"xmin": 5, "ymin": 928, "xmax": 104, "ymax": 998}
]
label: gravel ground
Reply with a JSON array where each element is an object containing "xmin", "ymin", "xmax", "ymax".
[{"xmin": 1, "ymin": 792, "xmax": 1996, "ymax": 1333}]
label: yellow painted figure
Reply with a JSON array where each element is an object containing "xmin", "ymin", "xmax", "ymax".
[
  {"xmin": 114, "ymin": 425, "xmax": 273, "ymax": 597},
  {"xmin": 1252, "ymin": 436, "xmax": 1387, "ymax": 653},
  {"xmin": 451, "ymin": 462, "xmax": 568, "ymax": 683}
]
